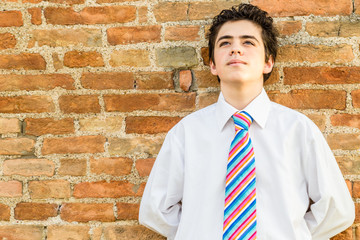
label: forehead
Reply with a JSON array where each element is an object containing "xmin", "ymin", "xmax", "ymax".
[{"xmin": 216, "ymin": 20, "xmax": 263, "ymax": 41}]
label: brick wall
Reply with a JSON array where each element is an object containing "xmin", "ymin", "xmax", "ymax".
[{"xmin": 0, "ymin": 0, "xmax": 359, "ymax": 239}]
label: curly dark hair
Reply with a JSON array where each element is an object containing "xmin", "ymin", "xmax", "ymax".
[{"xmin": 207, "ymin": 3, "xmax": 278, "ymax": 82}]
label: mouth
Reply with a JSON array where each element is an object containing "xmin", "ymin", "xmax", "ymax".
[{"xmin": 227, "ymin": 59, "xmax": 246, "ymax": 66}]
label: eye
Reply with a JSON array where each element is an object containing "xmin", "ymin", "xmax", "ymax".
[
  {"xmin": 244, "ymin": 40, "xmax": 255, "ymax": 46},
  {"xmin": 219, "ymin": 41, "xmax": 230, "ymax": 47}
]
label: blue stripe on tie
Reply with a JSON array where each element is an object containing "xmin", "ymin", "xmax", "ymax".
[
  {"xmin": 228, "ymin": 139, "xmax": 252, "ymax": 170},
  {"xmin": 238, "ymin": 220, "xmax": 257, "ymax": 239},
  {"xmin": 225, "ymin": 158, "xmax": 255, "ymax": 195},
  {"xmin": 225, "ymin": 177, "xmax": 255, "ymax": 216}
]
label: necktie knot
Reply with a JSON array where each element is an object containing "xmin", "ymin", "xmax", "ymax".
[{"xmin": 232, "ymin": 111, "xmax": 253, "ymax": 131}]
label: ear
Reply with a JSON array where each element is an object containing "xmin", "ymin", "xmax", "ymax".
[
  {"xmin": 210, "ymin": 60, "xmax": 218, "ymax": 76},
  {"xmin": 263, "ymin": 55, "xmax": 274, "ymax": 74}
]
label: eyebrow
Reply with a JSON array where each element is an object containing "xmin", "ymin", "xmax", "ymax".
[{"xmin": 216, "ymin": 35, "xmax": 260, "ymax": 44}]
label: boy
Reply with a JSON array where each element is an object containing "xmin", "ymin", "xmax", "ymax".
[{"xmin": 139, "ymin": 3, "xmax": 354, "ymax": 240}]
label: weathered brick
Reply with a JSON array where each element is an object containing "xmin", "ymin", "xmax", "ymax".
[
  {"xmin": 0, "ymin": 226, "xmax": 43, "ymax": 240},
  {"xmin": 110, "ymin": 49, "xmax": 150, "ymax": 67},
  {"xmin": 136, "ymin": 158, "xmax": 155, "ymax": 177},
  {"xmin": 156, "ymin": 47, "xmax": 198, "ymax": 68},
  {"xmin": 108, "ymin": 137, "xmax": 163, "ymax": 156},
  {"xmin": 352, "ymin": 89, "xmax": 360, "ymax": 108},
  {"xmin": 201, "ymin": 47, "xmax": 210, "ymax": 65},
  {"xmin": 24, "ymin": 0, "xmax": 84, "ymax": 3},
  {"xmin": 179, "ymin": 70, "xmax": 192, "ymax": 92},
  {"xmin": 153, "ymin": 2, "xmax": 188, "ymax": 22},
  {"xmin": 198, "ymin": 92, "xmax": 220, "ymax": 109},
  {"xmin": 138, "ymin": 6, "xmax": 148, "ymax": 23},
  {"xmin": 104, "ymin": 225, "xmax": 165, "ymax": 240},
  {"xmin": 0, "ymin": 11, "xmax": 23, "ymax": 27},
  {"xmin": 0, "ymin": 96, "xmax": 54, "ymax": 113},
  {"xmin": 194, "ymin": 70, "xmax": 219, "ymax": 88},
  {"xmin": 42, "ymin": 136, "xmax": 106, "ymax": 154},
  {"xmin": 59, "ymin": 95, "xmax": 100, "ymax": 113},
  {"xmin": 0, "ymin": 33, "xmax": 16, "ymax": 49},
  {"xmin": 276, "ymin": 21, "xmax": 302, "ymax": 36},
  {"xmin": 60, "ymin": 203, "xmax": 115, "ymax": 222},
  {"xmin": 90, "ymin": 157, "xmax": 132, "ymax": 176},
  {"xmin": 165, "ymin": 26, "xmax": 200, "ymax": 41},
  {"xmin": 251, "ymin": 0, "xmax": 352, "ymax": 16},
  {"xmin": 356, "ymin": 203, "xmax": 360, "ymax": 223},
  {"xmin": 306, "ymin": 22, "xmax": 340, "ymax": 37},
  {"xmin": 305, "ymin": 114, "xmax": 326, "ymax": 131},
  {"xmin": 268, "ymin": 90, "xmax": 346, "ymax": 110},
  {"xmin": 284, "ymin": 67, "xmax": 360, "ymax": 85},
  {"xmin": 28, "ymin": 180, "xmax": 71, "ymax": 199},
  {"xmin": 107, "ymin": 26, "xmax": 161, "ymax": 45},
  {"xmin": 81, "ymin": 72, "xmax": 134, "ymax": 90},
  {"xmin": 3, "ymin": 159, "xmax": 55, "ymax": 176},
  {"xmin": 25, "ymin": 118, "xmax": 74, "ymax": 136},
  {"xmin": 73, "ymin": 181, "xmax": 144, "ymax": 198},
  {"xmin": 278, "ymin": 44, "xmax": 354, "ymax": 64},
  {"xmin": 356, "ymin": 0, "xmax": 360, "ymax": 14},
  {"xmin": 47, "ymin": 225, "xmax": 90, "ymax": 240},
  {"xmin": 126, "ymin": 116, "xmax": 181, "ymax": 134},
  {"xmin": 331, "ymin": 114, "xmax": 360, "ymax": 129},
  {"xmin": 353, "ymin": 181, "xmax": 360, "ymax": 198},
  {"xmin": 0, "ymin": 118, "xmax": 20, "ymax": 134},
  {"xmin": 116, "ymin": 202, "xmax": 139, "ymax": 220},
  {"xmin": 0, "ymin": 181, "xmax": 22, "ymax": 197},
  {"xmin": 336, "ymin": 156, "xmax": 360, "ymax": 175},
  {"xmin": 0, "ymin": 138, "xmax": 35, "ymax": 155},
  {"xmin": 265, "ymin": 67, "xmax": 280, "ymax": 85},
  {"xmin": 79, "ymin": 116, "xmax": 122, "ymax": 133},
  {"xmin": 188, "ymin": 1, "xmax": 238, "ymax": 20},
  {"xmin": 0, "ymin": 74, "xmax": 74, "ymax": 91},
  {"xmin": 58, "ymin": 158, "xmax": 87, "ymax": 176},
  {"xmin": 327, "ymin": 133, "xmax": 360, "ymax": 150},
  {"xmin": 44, "ymin": 6, "xmax": 136, "ymax": 25},
  {"xmin": 52, "ymin": 53, "xmax": 63, "ymax": 69},
  {"xmin": 0, "ymin": 204, "xmax": 10, "ymax": 221},
  {"xmin": 0, "ymin": 53, "xmax": 46, "ymax": 70},
  {"xmin": 135, "ymin": 72, "xmax": 174, "ymax": 90},
  {"xmin": 29, "ymin": 29, "xmax": 102, "ymax": 47},
  {"xmin": 104, "ymin": 93, "xmax": 195, "ymax": 112},
  {"xmin": 63, "ymin": 51, "xmax": 104, "ymax": 68},
  {"xmin": 15, "ymin": 202, "xmax": 58, "ymax": 220},
  {"xmin": 28, "ymin": 8, "xmax": 42, "ymax": 25},
  {"xmin": 330, "ymin": 227, "xmax": 353, "ymax": 240}
]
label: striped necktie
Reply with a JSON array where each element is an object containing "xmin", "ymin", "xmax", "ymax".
[{"xmin": 223, "ymin": 111, "xmax": 256, "ymax": 240}]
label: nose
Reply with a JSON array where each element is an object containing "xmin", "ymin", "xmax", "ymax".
[{"xmin": 230, "ymin": 45, "xmax": 243, "ymax": 56}]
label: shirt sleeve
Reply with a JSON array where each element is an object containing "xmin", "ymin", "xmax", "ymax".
[
  {"xmin": 304, "ymin": 121, "xmax": 355, "ymax": 239},
  {"xmin": 139, "ymin": 125, "xmax": 184, "ymax": 239}
]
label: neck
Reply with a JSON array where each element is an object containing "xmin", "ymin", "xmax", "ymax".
[{"xmin": 220, "ymin": 81, "xmax": 263, "ymax": 110}]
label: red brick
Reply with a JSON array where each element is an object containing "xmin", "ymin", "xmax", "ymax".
[
  {"xmin": 165, "ymin": 26, "xmax": 200, "ymax": 41},
  {"xmin": 268, "ymin": 90, "xmax": 346, "ymax": 110},
  {"xmin": 0, "ymin": 53, "xmax": 46, "ymax": 70},
  {"xmin": 198, "ymin": 92, "xmax": 220, "ymax": 109},
  {"xmin": 47, "ymin": 226, "xmax": 90, "ymax": 240},
  {"xmin": 0, "ymin": 138, "xmax": 35, "ymax": 155},
  {"xmin": 0, "ymin": 204, "xmax": 10, "ymax": 221},
  {"xmin": 104, "ymin": 225, "xmax": 165, "ymax": 239},
  {"xmin": 135, "ymin": 72, "xmax": 173, "ymax": 90},
  {"xmin": 356, "ymin": 203, "xmax": 360, "ymax": 223},
  {"xmin": 251, "ymin": 0, "xmax": 352, "ymax": 16},
  {"xmin": 104, "ymin": 93, "xmax": 196, "ymax": 112},
  {"xmin": 0, "ymin": 11, "xmax": 23, "ymax": 27},
  {"xmin": 42, "ymin": 136, "xmax": 106, "ymax": 155},
  {"xmin": 278, "ymin": 44, "xmax": 354, "ymax": 64},
  {"xmin": 126, "ymin": 116, "xmax": 181, "ymax": 134},
  {"xmin": 194, "ymin": 70, "xmax": 219, "ymax": 88},
  {"xmin": 28, "ymin": 8, "xmax": 42, "ymax": 25},
  {"xmin": 346, "ymin": 180, "xmax": 352, "ymax": 197},
  {"xmin": 0, "ymin": 33, "xmax": 16, "ymax": 49},
  {"xmin": 330, "ymin": 227, "xmax": 353, "ymax": 240},
  {"xmin": 0, "ymin": 118, "xmax": 20, "ymax": 134},
  {"xmin": 276, "ymin": 21, "xmax": 302, "ymax": 36},
  {"xmin": 305, "ymin": 114, "xmax": 326, "ymax": 131},
  {"xmin": 356, "ymin": 0, "xmax": 360, "ymax": 14},
  {"xmin": 44, "ymin": 6, "xmax": 136, "ymax": 25},
  {"xmin": 59, "ymin": 95, "xmax": 100, "ymax": 113},
  {"xmin": 90, "ymin": 157, "xmax": 132, "ymax": 176},
  {"xmin": 0, "ymin": 181, "xmax": 22, "ymax": 197},
  {"xmin": 0, "ymin": 74, "xmax": 74, "ymax": 91},
  {"xmin": 3, "ymin": 158, "xmax": 55, "ymax": 176},
  {"xmin": 0, "ymin": 96, "xmax": 54, "ymax": 113},
  {"xmin": 29, "ymin": 180, "xmax": 71, "ymax": 199},
  {"xmin": 201, "ymin": 47, "xmax": 210, "ymax": 66},
  {"xmin": 73, "ymin": 181, "xmax": 144, "ymax": 198},
  {"xmin": 331, "ymin": 114, "xmax": 360, "ymax": 129},
  {"xmin": 58, "ymin": 158, "xmax": 87, "ymax": 176},
  {"xmin": 15, "ymin": 202, "xmax": 58, "ymax": 220},
  {"xmin": 0, "ymin": 226, "xmax": 43, "ymax": 239},
  {"xmin": 116, "ymin": 202, "xmax": 139, "ymax": 220},
  {"xmin": 179, "ymin": 70, "xmax": 192, "ymax": 92},
  {"xmin": 353, "ymin": 181, "xmax": 360, "ymax": 198},
  {"xmin": 136, "ymin": 158, "xmax": 155, "ymax": 177},
  {"xmin": 107, "ymin": 26, "xmax": 161, "ymax": 45},
  {"xmin": 327, "ymin": 133, "xmax": 360, "ymax": 150},
  {"xmin": 352, "ymin": 89, "xmax": 360, "ymax": 108},
  {"xmin": 64, "ymin": 51, "xmax": 104, "ymax": 68},
  {"xmin": 154, "ymin": 3, "xmax": 188, "ymax": 22},
  {"xmin": 60, "ymin": 203, "xmax": 115, "ymax": 222},
  {"xmin": 265, "ymin": 68, "xmax": 280, "ymax": 85},
  {"xmin": 188, "ymin": 2, "xmax": 238, "ymax": 20},
  {"xmin": 25, "ymin": 118, "xmax": 74, "ymax": 136},
  {"xmin": 284, "ymin": 67, "xmax": 360, "ymax": 85},
  {"xmin": 23, "ymin": 0, "xmax": 84, "ymax": 3},
  {"xmin": 81, "ymin": 72, "xmax": 134, "ymax": 90}
]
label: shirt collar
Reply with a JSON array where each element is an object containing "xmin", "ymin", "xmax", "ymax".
[{"xmin": 215, "ymin": 88, "xmax": 270, "ymax": 131}]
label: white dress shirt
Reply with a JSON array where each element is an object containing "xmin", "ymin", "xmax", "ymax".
[{"xmin": 139, "ymin": 89, "xmax": 355, "ymax": 240}]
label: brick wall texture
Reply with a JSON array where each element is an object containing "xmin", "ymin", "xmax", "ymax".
[{"xmin": 0, "ymin": 0, "xmax": 359, "ymax": 239}]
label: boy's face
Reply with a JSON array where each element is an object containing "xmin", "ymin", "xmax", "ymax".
[{"xmin": 210, "ymin": 20, "xmax": 274, "ymax": 86}]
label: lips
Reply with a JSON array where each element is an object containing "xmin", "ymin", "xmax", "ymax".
[{"xmin": 227, "ymin": 59, "xmax": 246, "ymax": 65}]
